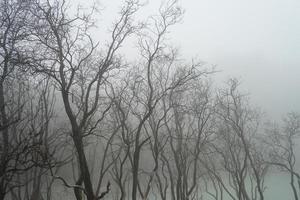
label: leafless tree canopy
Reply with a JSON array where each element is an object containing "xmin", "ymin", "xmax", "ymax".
[{"xmin": 0, "ymin": 0, "xmax": 299, "ymax": 200}]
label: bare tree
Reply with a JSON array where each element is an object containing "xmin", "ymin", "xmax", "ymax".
[
  {"xmin": 29, "ymin": 0, "xmax": 142, "ymax": 199},
  {"xmin": 266, "ymin": 112, "xmax": 300, "ymax": 200},
  {"xmin": 213, "ymin": 78, "xmax": 268, "ymax": 200},
  {"xmin": 0, "ymin": 1, "xmax": 60, "ymax": 199},
  {"xmin": 3, "ymin": 1, "xmax": 294, "ymax": 200},
  {"xmin": 158, "ymin": 78, "xmax": 214, "ymax": 200},
  {"xmin": 129, "ymin": 2, "xmax": 185, "ymax": 199}
]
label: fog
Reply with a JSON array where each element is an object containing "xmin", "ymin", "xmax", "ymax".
[
  {"xmin": 176, "ymin": 0, "xmax": 300, "ymax": 119},
  {"xmin": 1, "ymin": 0, "xmax": 300, "ymax": 200},
  {"xmin": 94, "ymin": 0, "xmax": 300, "ymax": 119}
]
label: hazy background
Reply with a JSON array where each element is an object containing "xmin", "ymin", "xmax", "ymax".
[
  {"xmin": 71, "ymin": 0, "xmax": 299, "ymax": 199},
  {"xmin": 175, "ymin": 0, "xmax": 300, "ymax": 121},
  {"xmin": 85, "ymin": 0, "xmax": 300, "ymax": 120}
]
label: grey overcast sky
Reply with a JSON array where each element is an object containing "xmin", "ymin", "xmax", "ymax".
[
  {"xmin": 83, "ymin": 0, "xmax": 300, "ymax": 120},
  {"xmin": 174, "ymin": 0, "xmax": 300, "ymax": 120}
]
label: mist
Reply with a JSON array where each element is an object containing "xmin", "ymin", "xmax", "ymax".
[{"xmin": 0, "ymin": 0, "xmax": 299, "ymax": 200}]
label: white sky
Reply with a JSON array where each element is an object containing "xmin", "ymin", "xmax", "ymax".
[
  {"xmin": 80, "ymin": 0, "xmax": 300, "ymax": 120},
  {"xmin": 175, "ymin": 0, "xmax": 300, "ymax": 120}
]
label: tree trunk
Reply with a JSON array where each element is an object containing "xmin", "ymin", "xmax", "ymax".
[
  {"xmin": 132, "ymin": 147, "xmax": 140, "ymax": 200},
  {"xmin": 73, "ymin": 133, "xmax": 94, "ymax": 200}
]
